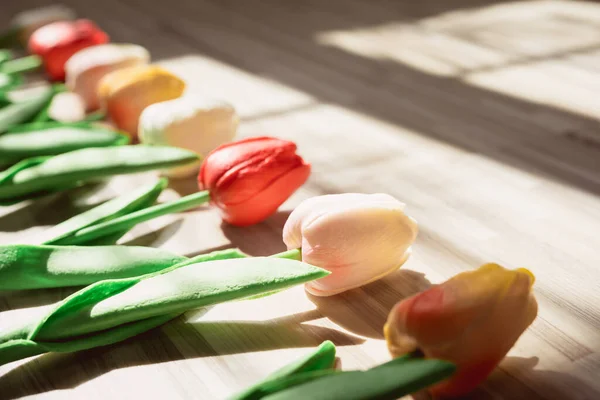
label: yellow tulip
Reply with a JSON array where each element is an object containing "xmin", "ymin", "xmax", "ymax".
[
  {"xmin": 283, "ymin": 193, "xmax": 418, "ymax": 296},
  {"xmin": 384, "ymin": 264, "xmax": 538, "ymax": 398},
  {"xmin": 97, "ymin": 65, "xmax": 185, "ymax": 139},
  {"xmin": 65, "ymin": 43, "xmax": 150, "ymax": 111}
]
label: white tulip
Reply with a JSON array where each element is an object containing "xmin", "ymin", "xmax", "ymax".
[
  {"xmin": 283, "ymin": 193, "xmax": 418, "ymax": 296},
  {"xmin": 47, "ymin": 92, "xmax": 86, "ymax": 123},
  {"xmin": 139, "ymin": 96, "xmax": 239, "ymax": 178},
  {"xmin": 65, "ymin": 43, "xmax": 150, "ymax": 111}
]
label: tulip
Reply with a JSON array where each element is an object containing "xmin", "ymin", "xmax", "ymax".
[
  {"xmin": 199, "ymin": 136, "xmax": 311, "ymax": 226},
  {"xmin": 28, "ymin": 19, "xmax": 109, "ymax": 81},
  {"xmin": 384, "ymin": 263, "xmax": 538, "ymax": 398},
  {"xmin": 0, "ymin": 5, "xmax": 75, "ymax": 48},
  {"xmin": 282, "ymin": 193, "xmax": 418, "ymax": 296},
  {"xmin": 46, "ymin": 92, "xmax": 86, "ymax": 122},
  {"xmin": 65, "ymin": 43, "xmax": 150, "ymax": 111},
  {"xmin": 139, "ymin": 96, "xmax": 239, "ymax": 178},
  {"xmin": 45, "ymin": 137, "xmax": 309, "ymax": 243},
  {"xmin": 97, "ymin": 65, "xmax": 185, "ymax": 139}
]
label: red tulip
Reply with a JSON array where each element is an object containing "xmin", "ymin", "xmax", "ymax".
[
  {"xmin": 28, "ymin": 19, "xmax": 109, "ymax": 81},
  {"xmin": 198, "ymin": 137, "xmax": 311, "ymax": 227}
]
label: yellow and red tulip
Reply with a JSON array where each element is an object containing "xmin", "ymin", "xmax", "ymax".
[{"xmin": 384, "ymin": 263, "xmax": 538, "ymax": 398}]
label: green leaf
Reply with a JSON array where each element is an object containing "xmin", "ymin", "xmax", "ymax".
[
  {"xmin": 0, "ymin": 123, "xmax": 129, "ymax": 165},
  {"xmin": 61, "ymin": 190, "xmax": 211, "ymax": 245},
  {"xmin": 0, "ymin": 244, "xmax": 187, "ymax": 290},
  {"xmin": 0, "ymin": 55, "xmax": 42, "ymax": 75},
  {"xmin": 0, "ymin": 50, "xmax": 13, "ymax": 64},
  {"xmin": 0, "ymin": 145, "xmax": 199, "ymax": 201},
  {"xmin": 42, "ymin": 178, "xmax": 168, "ymax": 245},
  {"xmin": 0, "ymin": 255, "xmax": 329, "ymax": 366},
  {"xmin": 0, "ymin": 156, "xmax": 50, "ymax": 185},
  {"xmin": 263, "ymin": 358, "xmax": 456, "ymax": 400},
  {"xmin": 231, "ymin": 341, "xmax": 337, "ymax": 400},
  {"xmin": 0, "ymin": 85, "xmax": 54, "ymax": 134},
  {"xmin": 0, "ymin": 72, "xmax": 22, "ymax": 92}
]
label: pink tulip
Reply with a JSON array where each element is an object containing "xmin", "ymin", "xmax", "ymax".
[{"xmin": 283, "ymin": 193, "xmax": 418, "ymax": 296}]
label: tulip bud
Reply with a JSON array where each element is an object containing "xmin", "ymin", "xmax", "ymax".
[
  {"xmin": 65, "ymin": 44, "xmax": 150, "ymax": 111},
  {"xmin": 384, "ymin": 264, "xmax": 538, "ymax": 398},
  {"xmin": 1, "ymin": 5, "xmax": 75, "ymax": 47},
  {"xmin": 198, "ymin": 136, "xmax": 310, "ymax": 227},
  {"xmin": 28, "ymin": 19, "xmax": 109, "ymax": 81},
  {"xmin": 97, "ymin": 65, "xmax": 185, "ymax": 139},
  {"xmin": 46, "ymin": 92, "xmax": 86, "ymax": 122},
  {"xmin": 139, "ymin": 96, "xmax": 239, "ymax": 178},
  {"xmin": 283, "ymin": 193, "xmax": 418, "ymax": 296}
]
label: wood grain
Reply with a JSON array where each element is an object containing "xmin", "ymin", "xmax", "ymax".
[{"xmin": 1, "ymin": 0, "xmax": 600, "ymax": 399}]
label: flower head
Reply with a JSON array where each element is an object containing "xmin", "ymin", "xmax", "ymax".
[
  {"xmin": 65, "ymin": 43, "xmax": 149, "ymax": 110},
  {"xmin": 97, "ymin": 65, "xmax": 185, "ymax": 139},
  {"xmin": 384, "ymin": 263, "xmax": 538, "ymax": 397},
  {"xmin": 283, "ymin": 193, "xmax": 418, "ymax": 296},
  {"xmin": 198, "ymin": 136, "xmax": 310, "ymax": 226},
  {"xmin": 28, "ymin": 19, "xmax": 109, "ymax": 81},
  {"xmin": 139, "ymin": 96, "xmax": 238, "ymax": 177}
]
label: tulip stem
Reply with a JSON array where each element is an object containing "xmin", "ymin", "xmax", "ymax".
[
  {"xmin": 272, "ymin": 248, "xmax": 302, "ymax": 261},
  {"xmin": 0, "ymin": 55, "xmax": 42, "ymax": 75},
  {"xmin": 63, "ymin": 190, "xmax": 211, "ymax": 245}
]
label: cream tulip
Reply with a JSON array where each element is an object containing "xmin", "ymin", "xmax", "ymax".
[
  {"xmin": 139, "ymin": 96, "xmax": 239, "ymax": 178},
  {"xmin": 65, "ymin": 43, "xmax": 150, "ymax": 111},
  {"xmin": 47, "ymin": 92, "xmax": 86, "ymax": 122},
  {"xmin": 283, "ymin": 193, "xmax": 418, "ymax": 296}
]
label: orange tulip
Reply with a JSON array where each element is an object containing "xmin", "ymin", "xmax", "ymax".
[
  {"xmin": 198, "ymin": 136, "xmax": 310, "ymax": 227},
  {"xmin": 97, "ymin": 65, "xmax": 185, "ymax": 139},
  {"xmin": 384, "ymin": 263, "xmax": 538, "ymax": 398}
]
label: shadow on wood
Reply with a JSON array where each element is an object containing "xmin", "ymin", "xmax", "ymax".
[
  {"xmin": 219, "ymin": 210, "xmax": 292, "ymax": 256},
  {"xmin": 0, "ymin": 311, "xmax": 362, "ymax": 400},
  {"xmin": 309, "ymin": 268, "xmax": 431, "ymax": 339}
]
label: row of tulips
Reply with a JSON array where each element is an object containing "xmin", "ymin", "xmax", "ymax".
[
  {"xmin": 0, "ymin": 5, "xmax": 539, "ymax": 399},
  {"xmin": 2, "ymin": 6, "xmax": 239, "ymax": 180}
]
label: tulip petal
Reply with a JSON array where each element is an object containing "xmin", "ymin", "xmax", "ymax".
[
  {"xmin": 384, "ymin": 264, "xmax": 538, "ymax": 397},
  {"xmin": 283, "ymin": 193, "xmax": 417, "ymax": 296}
]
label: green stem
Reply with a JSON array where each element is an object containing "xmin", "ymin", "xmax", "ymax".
[
  {"xmin": 64, "ymin": 190, "xmax": 211, "ymax": 245},
  {"xmin": 0, "ymin": 55, "xmax": 42, "ymax": 75},
  {"xmin": 0, "ymin": 50, "xmax": 13, "ymax": 65},
  {"xmin": 83, "ymin": 110, "xmax": 106, "ymax": 122},
  {"xmin": 272, "ymin": 248, "xmax": 302, "ymax": 261}
]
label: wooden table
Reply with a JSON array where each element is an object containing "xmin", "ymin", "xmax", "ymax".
[{"xmin": 1, "ymin": 0, "xmax": 600, "ymax": 398}]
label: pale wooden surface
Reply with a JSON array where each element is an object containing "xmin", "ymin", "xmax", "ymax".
[{"xmin": 1, "ymin": 0, "xmax": 600, "ymax": 399}]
